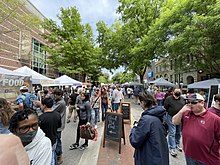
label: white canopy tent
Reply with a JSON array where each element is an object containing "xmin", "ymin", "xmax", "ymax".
[
  {"xmin": 53, "ymin": 75, "xmax": 82, "ymax": 86},
  {"xmin": 14, "ymin": 66, "xmax": 55, "ymax": 85},
  {"xmin": 187, "ymin": 78, "xmax": 220, "ymax": 89},
  {"xmin": 0, "ymin": 67, "xmax": 29, "ymax": 76},
  {"xmin": 149, "ymin": 77, "xmax": 176, "ymax": 87}
]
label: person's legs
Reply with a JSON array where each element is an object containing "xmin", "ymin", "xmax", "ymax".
[
  {"xmin": 166, "ymin": 114, "xmax": 177, "ymax": 156},
  {"xmin": 101, "ymin": 104, "xmax": 105, "ymax": 122},
  {"xmin": 157, "ymin": 100, "xmax": 163, "ymax": 106},
  {"xmin": 52, "ymin": 142, "xmax": 57, "ymax": 165},
  {"xmin": 67, "ymin": 105, "xmax": 74, "ymax": 123},
  {"xmin": 115, "ymin": 103, "xmax": 120, "ymax": 112},
  {"xmin": 175, "ymin": 125, "xmax": 182, "ymax": 151},
  {"xmin": 112, "ymin": 103, "xmax": 116, "ymax": 111},
  {"xmin": 95, "ymin": 108, "xmax": 100, "ymax": 122},
  {"xmin": 101, "ymin": 103, "xmax": 108, "ymax": 122},
  {"xmin": 91, "ymin": 109, "xmax": 96, "ymax": 127},
  {"xmin": 79, "ymin": 120, "xmax": 88, "ymax": 150},
  {"xmin": 56, "ymin": 131, "xmax": 63, "ymax": 164},
  {"xmin": 69, "ymin": 120, "xmax": 82, "ymax": 150},
  {"xmin": 73, "ymin": 106, "xmax": 77, "ymax": 122}
]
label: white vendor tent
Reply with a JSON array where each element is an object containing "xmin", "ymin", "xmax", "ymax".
[
  {"xmin": 14, "ymin": 66, "xmax": 55, "ymax": 85},
  {"xmin": 187, "ymin": 78, "xmax": 220, "ymax": 89},
  {"xmin": 0, "ymin": 67, "xmax": 28, "ymax": 77},
  {"xmin": 54, "ymin": 75, "xmax": 82, "ymax": 86},
  {"xmin": 149, "ymin": 77, "xmax": 176, "ymax": 87}
]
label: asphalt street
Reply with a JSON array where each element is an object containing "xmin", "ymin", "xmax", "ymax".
[{"xmin": 61, "ymin": 98, "xmax": 185, "ymax": 165}]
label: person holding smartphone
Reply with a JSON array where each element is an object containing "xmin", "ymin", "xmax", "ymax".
[{"xmin": 130, "ymin": 92, "xmax": 169, "ymax": 165}]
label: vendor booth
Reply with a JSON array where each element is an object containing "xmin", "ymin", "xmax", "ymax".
[
  {"xmin": 14, "ymin": 66, "xmax": 55, "ymax": 85},
  {"xmin": 188, "ymin": 78, "xmax": 220, "ymax": 107},
  {"xmin": 0, "ymin": 67, "xmax": 31, "ymax": 101},
  {"xmin": 149, "ymin": 77, "xmax": 176, "ymax": 87}
]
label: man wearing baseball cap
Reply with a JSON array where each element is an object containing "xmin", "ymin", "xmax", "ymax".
[{"xmin": 173, "ymin": 93, "xmax": 220, "ymax": 165}]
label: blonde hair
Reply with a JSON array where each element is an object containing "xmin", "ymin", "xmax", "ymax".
[{"xmin": 0, "ymin": 98, "xmax": 15, "ymax": 126}]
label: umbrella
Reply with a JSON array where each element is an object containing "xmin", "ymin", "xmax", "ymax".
[
  {"xmin": 188, "ymin": 78, "xmax": 220, "ymax": 89},
  {"xmin": 149, "ymin": 77, "xmax": 176, "ymax": 87}
]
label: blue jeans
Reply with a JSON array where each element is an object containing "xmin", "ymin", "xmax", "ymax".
[
  {"xmin": 185, "ymin": 155, "xmax": 206, "ymax": 165},
  {"xmin": 101, "ymin": 103, "xmax": 108, "ymax": 122},
  {"xmin": 112, "ymin": 103, "xmax": 120, "ymax": 112},
  {"xmin": 165, "ymin": 114, "xmax": 181, "ymax": 150},
  {"xmin": 91, "ymin": 108, "xmax": 100, "ymax": 127},
  {"xmin": 157, "ymin": 99, "xmax": 163, "ymax": 106},
  {"xmin": 55, "ymin": 131, "xmax": 62, "ymax": 156},
  {"xmin": 52, "ymin": 142, "xmax": 57, "ymax": 165}
]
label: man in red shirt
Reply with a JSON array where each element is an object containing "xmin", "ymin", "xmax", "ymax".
[
  {"xmin": 173, "ymin": 93, "xmax": 220, "ymax": 165},
  {"xmin": 208, "ymin": 94, "xmax": 220, "ymax": 117}
]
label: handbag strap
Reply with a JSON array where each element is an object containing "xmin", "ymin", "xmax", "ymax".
[{"xmin": 92, "ymin": 96, "xmax": 100, "ymax": 109}]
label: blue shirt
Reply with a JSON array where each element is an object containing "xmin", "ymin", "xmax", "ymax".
[{"xmin": 0, "ymin": 122, "xmax": 10, "ymax": 134}]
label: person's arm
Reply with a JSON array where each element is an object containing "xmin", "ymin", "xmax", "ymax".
[
  {"xmin": 172, "ymin": 105, "xmax": 191, "ymax": 125},
  {"xmin": 129, "ymin": 117, "xmax": 150, "ymax": 149},
  {"xmin": 164, "ymin": 97, "xmax": 169, "ymax": 110},
  {"xmin": 0, "ymin": 134, "xmax": 29, "ymax": 165}
]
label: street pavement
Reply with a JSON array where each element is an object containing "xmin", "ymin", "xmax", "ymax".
[{"xmin": 61, "ymin": 98, "xmax": 185, "ymax": 165}]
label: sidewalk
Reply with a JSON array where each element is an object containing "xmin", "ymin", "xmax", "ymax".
[
  {"xmin": 97, "ymin": 123, "xmax": 134, "ymax": 165},
  {"xmin": 97, "ymin": 99, "xmax": 137, "ymax": 165}
]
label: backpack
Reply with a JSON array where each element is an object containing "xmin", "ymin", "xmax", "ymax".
[{"xmin": 21, "ymin": 93, "xmax": 37, "ymax": 110}]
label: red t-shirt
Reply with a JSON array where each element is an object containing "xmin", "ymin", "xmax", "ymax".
[
  {"xmin": 208, "ymin": 106, "xmax": 220, "ymax": 117},
  {"xmin": 182, "ymin": 110, "xmax": 220, "ymax": 165}
]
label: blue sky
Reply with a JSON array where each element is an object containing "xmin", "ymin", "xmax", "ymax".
[
  {"xmin": 29, "ymin": 0, "xmax": 123, "ymax": 77},
  {"xmin": 29, "ymin": 0, "xmax": 120, "ymax": 36}
]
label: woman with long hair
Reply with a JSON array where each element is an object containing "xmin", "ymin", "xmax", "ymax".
[
  {"xmin": 69, "ymin": 92, "xmax": 91, "ymax": 150},
  {"xmin": 0, "ymin": 98, "xmax": 15, "ymax": 134}
]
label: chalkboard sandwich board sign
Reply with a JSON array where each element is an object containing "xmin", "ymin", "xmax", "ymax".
[
  {"xmin": 103, "ymin": 112, "xmax": 125, "ymax": 154},
  {"xmin": 120, "ymin": 102, "xmax": 131, "ymax": 123}
]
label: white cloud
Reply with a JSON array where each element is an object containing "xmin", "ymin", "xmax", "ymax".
[{"xmin": 29, "ymin": 0, "xmax": 120, "ymax": 34}]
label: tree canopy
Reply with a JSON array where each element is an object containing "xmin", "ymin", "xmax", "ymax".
[
  {"xmin": 42, "ymin": 7, "xmax": 101, "ymax": 81},
  {"xmin": 96, "ymin": 0, "xmax": 220, "ymax": 82}
]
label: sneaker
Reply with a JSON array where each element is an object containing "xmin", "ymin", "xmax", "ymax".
[
  {"xmin": 69, "ymin": 143, "xmax": 79, "ymax": 150},
  {"xmin": 176, "ymin": 144, "xmax": 182, "ymax": 152},
  {"xmin": 170, "ymin": 149, "xmax": 177, "ymax": 157},
  {"xmin": 79, "ymin": 144, "xmax": 88, "ymax": 151}
]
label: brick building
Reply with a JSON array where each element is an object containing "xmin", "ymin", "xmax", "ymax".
[{"xmin": 0, "ymin": 0, "xmax": 58, "ymax": 78}]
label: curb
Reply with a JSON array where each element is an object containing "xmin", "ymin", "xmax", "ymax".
[{"xmin": 78, "ymin": 123, "xmax": 104, "ymax": 165}]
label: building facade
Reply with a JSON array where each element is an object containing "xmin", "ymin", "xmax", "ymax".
[{"xmin": 0, "ymin": 0, "xmax": 58, "ymax": 78}]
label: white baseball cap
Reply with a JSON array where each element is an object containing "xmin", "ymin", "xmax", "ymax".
[
  {"xmin": 20, "ymin": 86, "xmax": 28, "ymax": 91},
  {"xmin": 185, "ymin": 93, "xmax": 205, "ymax": 101}
]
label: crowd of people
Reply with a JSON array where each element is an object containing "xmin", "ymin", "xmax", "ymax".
[
  {"xmin": 1, "ymin": 83, "xmax": 220, "ymax": 165},
  {"xmin": 130, "ymin": 86, "xmax": 220, "ymax": 165},
  {"xmin": 0, "ymin": 84, "xmax": 130, "ymax": 165}
]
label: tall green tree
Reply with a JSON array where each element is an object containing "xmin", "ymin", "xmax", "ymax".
[
  {"xmin": 111, "ymin": 72, "xmax": 135, "ymax": 84},
  {"xmin": 42, "ymin": 7, "xmax": 101, "ymax": 81},
  {"xmin": 96, "ymin": 0, "xmax": 163, "ymax": 83},
  {"xmin": 143, "ymin": 0, "xmax": 220, "ymax": 74}
]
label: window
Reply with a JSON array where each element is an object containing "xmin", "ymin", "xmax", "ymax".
[{"xmin": 31, "ymin": 38, "xmax": 46, "ymax": 74}]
